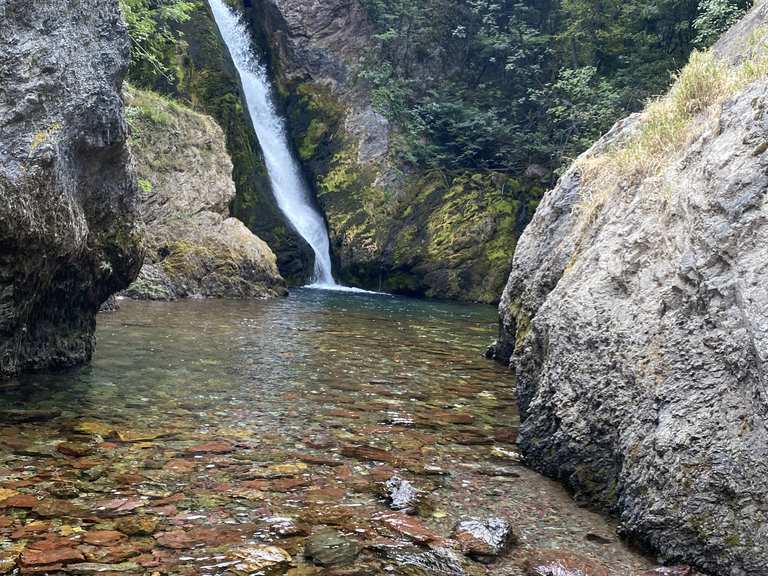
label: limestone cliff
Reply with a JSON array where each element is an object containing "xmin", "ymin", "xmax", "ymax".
[
  {"xmin": 235, "ymin": 0, "xmax": 541, "ymax": 301},
  {"xmin": 122, "ymin": 88, "xmax": 286, "ymax": 300},
  {"xmin": 490, "ymin": 4, "xmax": 768, "ymax": 574},
  {"xmin": 0, "ymin": 0, "xmax": 143, "ymax": 376}
]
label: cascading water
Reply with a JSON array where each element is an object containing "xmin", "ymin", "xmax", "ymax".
[{"xmin": 208, "ymin": 0, "xmax": 337, "ymax": 288}]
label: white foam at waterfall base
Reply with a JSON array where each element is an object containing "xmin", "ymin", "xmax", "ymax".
[{"xmin": 209, "ymin": 0, "xmax": 347, "ymax": 290}]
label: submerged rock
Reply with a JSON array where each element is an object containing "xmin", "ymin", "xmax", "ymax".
[
  {"xmin": 232, "ymin": 545, "xmax": 292, "ymax": 575},
  {"xmin": 491, "ymin": 5, "xmax": 768, "ymax": 574},
  {"xmin": 525, "ymin": 550, "xmax": 609, "ymax": 576},
  {"xmin": 0, "ymin": 0, "xmax": 142, "ymax": 377},
  {"xmin": 373, "ymin": 543, "xmax": 483, "ymax": 576},
  {"xmin": 638, "ymin": 567, "xmax": 695, "ymax": 576},
  {"xmin": 123, "ymin": 87, "xmax": 286, "ymax": 301},
  {"xmin": 304, "ymin": 527, "xmax": 361, "ymax": 566},
  {"xmin": 382, "ymin": 476, "xmax": 421, "ymax": 514},
  {"xmin": 451, "ymin": 517, "xmax": 516, "ymax": 562}
]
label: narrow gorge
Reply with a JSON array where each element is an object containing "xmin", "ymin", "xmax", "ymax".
[{"xmin": 0, "ymin": 0, "xmax": 766, "ymax": 575}]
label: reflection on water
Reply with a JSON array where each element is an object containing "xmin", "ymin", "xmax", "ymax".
[{"xmin": 0, "ymin": 290, "xmax": 652, "ymax": 574}]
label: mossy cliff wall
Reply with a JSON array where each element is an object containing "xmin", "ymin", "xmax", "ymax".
[
  {"xmin": 233, "ymin": 0, "xmax": 544, "ymax": 302},
  {"xmin": 136, "ymin": 0, "xmax": 313, "ymax": 285}
]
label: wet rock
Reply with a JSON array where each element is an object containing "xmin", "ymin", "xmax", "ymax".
[
  {"xmin": 83, "ymin": 530, "xmax": 125, "ymax": 546},
  {"xmin": 376, "ymin": 513, "xmax": 442, "ymax": 544},
  {"xmin": 33, "ymin": 498, "xmax": 84, "ymax": 518},
  {"xmin": 373, "ymin": 543, "xmax": 480, "ymax": 576},
  {"xmin": 341, "ymin": 445, "xmax": 395, "ymax": 463},
  {"xmin": 57, "ymin": 442, "xmax": 96, "ymax": 458},
  {"xmin": 0, "ymin": 494, "xmax": 37, "ymax": 509},
  {"xmin": 382, "ymin": 477, "xmax": 421, "ymax": 514},
  {"xmin": 115, "ymin": 515, "xmax": 159, "ymax": 537},
  {"xmin": 262, "ymin": 516, "xmax": 308, "ymax": 538},
  {"xmin": 245, "ymin": 463, "xmax": 308, "ymax": 479},
  {"xmin": 295, "ymin": 453, "xmax": 344, "ymax": 467},
  {"xmin": 232, "ymin": 545, "xmax": 292, "ymax": 575},
  {"xmin": 525, "ymin": 550, "xmax": 609, "ymax": 576},
  {"xmin": 584, "ymin": 533, "xmax": 613, "ymax": 545},
  {"xmin": 186, "ymin": 440, "xmax": 234, "ymax": 454},
  {"xmin": 304, "ymin": 527, "xmax": 361, "ymax": 566},
  {"xmin": 73, "ymin": 421, "xmax": 115, "ymax": 438},
  {"xmin": 48, "ymin": 482, "xmax": 80, "ymax": 499},
  {"xmin": 20, "ymin": 546, "xmax": 85, "ymax": 567},
  {"xmin": 637, "ymin": 568, "xmax": 695, "ymax": 576},
  {"xmin": 67, "ymin": 562, "xmax": 141, "ymax": 573},
  {"xmin": 0, "ymin": 410, "xmax": 61, "ymax": 424},
  {"xmin": 451, "ymin": 517, "xmax": 516, "ymax": 562}
]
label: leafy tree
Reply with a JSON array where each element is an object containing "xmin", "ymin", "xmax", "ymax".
[
  {"xmin": 537, "ymin": 67, "xmax": 622, "ymax": 162},
  {"xmin": 119, "ymin": 0, "xmax": 196, "ymax": 88},
  {"xmin": 358, "ymin": 0, "xmax": 734, "ymax": 175},
  {"xmin": 694, "ymin": 0, "xmax": 752, "ymax": 47}
]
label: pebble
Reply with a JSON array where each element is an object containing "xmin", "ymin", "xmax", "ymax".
[
  {"xmin": 304, "ymin": 527, "xmax": 361, "ymax": 566},
  {"xmin": 451, "ymin": 517, "xmax": 516, "ymax": 562}
]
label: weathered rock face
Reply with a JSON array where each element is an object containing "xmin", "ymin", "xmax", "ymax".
[
  {"xmin": 0, "ymin": 0, "xmax": 143, "ymax": 376},
  {"xmin": 236, "ymin": 0, "xmax": 542, "ymax": 301},
  {"xmin": 490, "ymin": 6, "xmax": 768, "ymax": 575},
  {"xmin": 122, "ymin": 88, "xmax": 286, "ymax": 300}
]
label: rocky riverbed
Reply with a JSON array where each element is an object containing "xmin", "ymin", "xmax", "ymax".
[{"xmin": 0, "ymin": 291, "xmax": 674, "ymax": 575}]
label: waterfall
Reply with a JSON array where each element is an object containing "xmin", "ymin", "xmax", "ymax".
[{"xmin": 208, "ymin": 0, "xmax": 337, "ymax": 288}]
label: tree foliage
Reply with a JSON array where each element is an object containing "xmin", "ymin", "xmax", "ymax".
[
  {"xmin": 359, "ymin": 0, "xmax": 752, "ymax": 175},
  {"xmin": 119, "ymin": 0, "xmax": 196, "ymax": 89},
  {"xmin": 694, "ymin": 0, "xmax": 752, "ymax": 48}
]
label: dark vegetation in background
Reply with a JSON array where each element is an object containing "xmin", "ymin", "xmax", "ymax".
[{"xmin": 357, "ymin": 0, "xmax": 752, "ymax": 176}]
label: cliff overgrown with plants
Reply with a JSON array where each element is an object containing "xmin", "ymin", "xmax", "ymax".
[
  {"xmin": 357, "ymin": 0, "xmax": 753, "ymax": 173},
  {"xmin": 119, "ymin": 0, "xmax": 314, "ymax": 284},
  {"xmin": 118, "ymin": 0, "xmax": 753, "ymax": 301}
]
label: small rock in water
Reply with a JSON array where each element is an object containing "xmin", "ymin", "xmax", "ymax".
[
  {"xmin": 584, "ymin": 532, "xmax": 613, "ymax": 545},
  {"xmin": 115, "ymin": 515, "xmax": 159, "ymax": 536},
  {"xmin": 637, "ymin": 567, "xmax": 695, "ymax": 576},
  {"xmin": 67, "ymin": 562, "xmax": 140, "ymax": 573},
  {"xmin": 451, "ymin": 517, "xmax": 516, "ymax": 562},
  {"xmin": 374, "ymin": 543, "xmax": 481, "ymax": 576},
  {"xmin": 56, "ymin": 441, "xmax": 95, "ymax": 457},
  {"xmin": 232, "ymin": 545, "xmax": 292, "ymax": 575},
  {"xmin": 262, "ymin": 516, "xmax": 308, "ymax": 538},
  {"xmin": 377, "ymin": 512, "xmax": 442, "ymax": 544},
  {"xmin": 304, "ymin": 527, "xmax": 361, "ymax": 566},
  {"xmin": 525, "ymin": 549, "xmax": 610, "ymax": 576},
  {"xmin": 383, "ymin": 476, "xmax": 421, "ymax": 514}
]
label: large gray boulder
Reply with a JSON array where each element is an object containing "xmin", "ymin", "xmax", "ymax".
[
  {"xmin": 0, "ymin": 0, "xmax": 143, "ymax": 376},
  {"xmin": 123, "ymin": 87, "xmax": 286, "ymax": 300},
  {"xmin": 490, "ymin": 6, "xmax": 768, "ymax": 575}
]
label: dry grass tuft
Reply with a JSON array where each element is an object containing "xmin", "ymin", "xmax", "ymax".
[{"xmin": 573, "ymin": 29, "xmax": 768, "ymax": 229}]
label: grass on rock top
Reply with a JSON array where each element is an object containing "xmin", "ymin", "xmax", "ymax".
[{"xmin": 575, "ymin": 29, "xmax": 768, "ymax": 230}]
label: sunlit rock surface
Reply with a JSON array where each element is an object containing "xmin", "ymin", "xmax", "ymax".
[
  {"xmin": 491, "ymin": 5, "xmax": 768, "ymax": 574},
  {"xmin": 122, "ymin": 87, "xmax": 286, "ymax": 300}
]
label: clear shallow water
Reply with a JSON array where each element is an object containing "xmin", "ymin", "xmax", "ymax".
[{"xmin": 0, "ymin": 291, "xmax": 653, "ymax": 574}]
